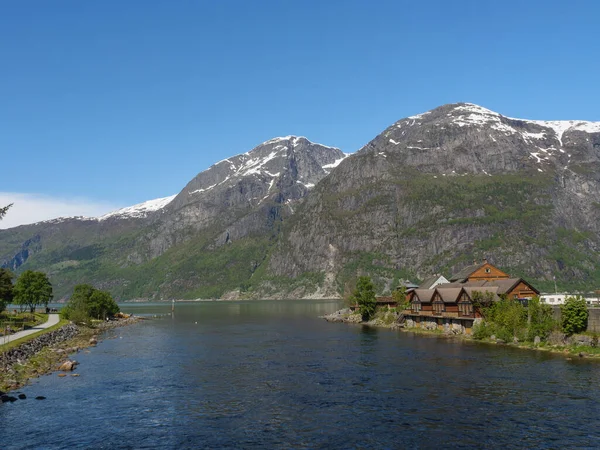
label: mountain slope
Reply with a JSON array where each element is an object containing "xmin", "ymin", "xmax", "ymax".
[
  {"xmin": 267, "ymin": 103, "xmax": 600, "ymax": 295},
  {"xmin": 0, "ymin": 136, "xmax": 345, "ymax": 299}
]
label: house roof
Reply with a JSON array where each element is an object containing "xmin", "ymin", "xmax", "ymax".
[
  {"xmin": 435, "ymin": 288, "xmax": 464, "ymax": 303},
  {"xmin": 413, "ymin": 289, "xmax": 435, "ymax": 303},
  {"xmin": 419, "ymin": 275, "xmax": 444, "ymax": 290},
  {"xmin": 449, "ymin": 263, "xmax": 484, "ymax": 282},
  {"xmin": 463, "ymin": 286, "xmax": 501, "ymax": 301},
  {"xmin": 437, "ymin": 280, "xmax": 487, "ymax": 289}
]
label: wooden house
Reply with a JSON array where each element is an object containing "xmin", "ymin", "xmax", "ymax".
[{"xmin": 449, "ymin": 259, "xmax": 509, "ymax": 283}]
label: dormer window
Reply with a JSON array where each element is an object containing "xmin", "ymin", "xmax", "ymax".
[{"xmin": 485, "ymin": 268, "xmax": 491, "ymax": 273}]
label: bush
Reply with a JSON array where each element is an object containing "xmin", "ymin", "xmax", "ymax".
[
  {"xmin": 480, "ymin": 299, "xmax": 527, "ymax": 341},
  {"xmin": 527, "ymin": 296, "xmax": 556, "ymax": 341},
  {"xmin": 472, "ymin": 321, "xmax": 492, "ymax": 340},
  {"xmin": 561, "ymin": 296, "xmax": 588, "ymax": 335}
]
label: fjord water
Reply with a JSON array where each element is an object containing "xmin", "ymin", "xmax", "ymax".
[{"xmin": 1, "ymin": 301, "xmax": 599, "ymax": 449}]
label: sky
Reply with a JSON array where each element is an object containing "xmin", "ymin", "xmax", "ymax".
[{"xmin": 1, "ymin": 0, "xmax": 599, "ymax": 229}]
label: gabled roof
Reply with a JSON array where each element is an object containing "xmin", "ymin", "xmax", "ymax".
[
  {"xmin": 437, "ymin": 280, "xmax": 487, "ymax": 289},
  {"xmin": 463, "ymin": 286, "xmax": 501, "ymax": 301},
  {"xmin": 435, "ymin": 288, "xmax": 464, "ymax": 303},
  {"xmin": 419, "ymin": 274, "xmax": 449, "ymax": 290},
  {"xmin": 449, "ymin": 263, "xmax": 484, "ymax": 282},
  {"xmin": 413, "ymin": 289, "xmax": 435, "ymax": 303}
]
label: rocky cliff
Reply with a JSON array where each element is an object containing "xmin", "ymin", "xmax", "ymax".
[{"xmin": 268, "ymin": 103, "xmax": 600, "ymax": 296}]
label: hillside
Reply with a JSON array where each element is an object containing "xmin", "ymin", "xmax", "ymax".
[
  {"xmin": 2, "ymin": 103, "xmax": 600, "ymax": 299},
  {"xmin": 0, "ymin": 136, "xmax": 345, "ymax": 299},
  {"xmin": 268, "ymin": 103, "xmax": 600, "ymax": 296}
]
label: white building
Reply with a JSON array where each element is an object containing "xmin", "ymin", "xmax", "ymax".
[{"xmin": 540, "ymin": 293, "xmax": 600, "ymax": 306}]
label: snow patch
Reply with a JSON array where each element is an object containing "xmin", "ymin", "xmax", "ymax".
[{"xmin": 99, "ymin": 195, "xmax": 176, "ymax": 221}]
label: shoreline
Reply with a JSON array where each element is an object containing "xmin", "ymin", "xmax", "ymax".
[
  {"xmin": 0, "ymin": 315, "xmax": 144, "ymax": 395},
  {"xmin": 322, "ymin": 309, "xmax": 600, "ymax": 359}
]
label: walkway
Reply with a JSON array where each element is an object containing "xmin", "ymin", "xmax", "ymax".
[{"xmin": 0, "ymin": 313, "xmax": 60, "ymax": 346}]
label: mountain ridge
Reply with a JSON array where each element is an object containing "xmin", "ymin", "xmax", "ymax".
[{"xmin": 2, "ymin": 103, "xmax": 600, "ymax": 299}]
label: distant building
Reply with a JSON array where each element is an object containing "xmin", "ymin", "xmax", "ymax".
[{"xmin": 540, "ymin": 293, "xmax": 600, "ymax": 306}]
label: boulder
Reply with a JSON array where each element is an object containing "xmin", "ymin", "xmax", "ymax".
[
  {"xmin": 35, "ymin": 396, "xmax": 46, "ymax": 400},
  {"xmin": 58, "ymin": 360, "xmax": 75, "ymax": 371},
  {"xmin": 89, "ymin": 337, "xmax": 98, "ymax": 346},
  {"xmin": 534, "ymin": 336, "xmax": 541, "ymax": 345},
  {"xmin": 18, "ymin": 393, "xmax": 26, "ymax": 400}
]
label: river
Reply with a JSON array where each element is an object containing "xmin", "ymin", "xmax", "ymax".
[{"xmin": 1, "ymin": 300, "xmax": 599, "ymax": 449}]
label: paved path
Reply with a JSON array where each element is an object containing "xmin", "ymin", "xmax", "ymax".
[{"xmin": 1, "ymin": 314, "xmax": 60, "ymax": 346}]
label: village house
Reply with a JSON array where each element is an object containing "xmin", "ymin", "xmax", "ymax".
[{"xmin": 403, "ymin": 260, "xmax": 540, "ymax": 334}]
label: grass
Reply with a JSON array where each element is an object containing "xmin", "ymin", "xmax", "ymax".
[
  {"xmin": 0, "ymin": 312, "xmax": 47, "ymax": 335},
  {"xmin": 0, "ymin": 318, "xmax": 69, "ymax": 353}
]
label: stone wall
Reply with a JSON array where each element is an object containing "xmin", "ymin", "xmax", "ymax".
[{"xmin": 0, "ymin": 324, "xmax": 79, "ymax": 370}]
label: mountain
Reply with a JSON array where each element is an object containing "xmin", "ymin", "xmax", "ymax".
[
  {"xmin": 2, "ymin": 103, "xmax": 600, "ymax": 299},
  {"xmin": 269, "ymin": 103, "xmax": 600, "ymax": 295},
  {"xmin": 0, "ymin": 136, "xmax": 346, "ymax": 299}
]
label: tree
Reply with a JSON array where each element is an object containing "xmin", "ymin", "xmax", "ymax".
[
  {"xmin": 61, "ymin": 284, "xmax": 119, "ymax": 322},
  {"xmin": 88, "ymin": 290, "xmax": 119, "ymax": 319},
  {"xmin": 527, "ymin": 296, "xmax": 555, "ymax": 341},
  {"xmin": 0, "ymin": 203, "xmax": 12, "ymax": 221},
  {"xmin": 0, "ymin": 268, "xmax": 15, "ymax": 312},
  {"xmin": 13, "ymin": 270, "xmax": 53, "ymax": 313},
  {"xmin": 392, "ymin": 285, "xmax": 408, "ymax": 311},
  {"xmin": 561, "ymin": 295, "xmax": 588, "ymax": 335},
  {"xmin": 352, "ymin": 276, "xmax": 376, "ymax": 321}
]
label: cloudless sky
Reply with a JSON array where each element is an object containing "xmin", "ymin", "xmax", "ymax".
[{"xmin": 1, "ymin": 0, "xmax": 599, "ymax": 227}]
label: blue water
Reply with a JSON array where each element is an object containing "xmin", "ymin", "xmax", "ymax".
[{"xmin": 1, "ymin": 300, "xmax": 599, "ymax": 449}]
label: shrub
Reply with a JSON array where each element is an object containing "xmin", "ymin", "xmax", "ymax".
[
  {"xmin": 485, "ymin": 299, "xmax": 527, "ymax": 341},
  {"xmin": 561, "ymin": 296, "xmax": 588, "ymax": 335},
  {"xmin": 527, "ymin": 296, "xmax": 556, "ymax": 341}
]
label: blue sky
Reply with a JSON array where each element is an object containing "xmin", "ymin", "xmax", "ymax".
[{"xmin": 1, "ymin": 0, "xmax": 599, "ymax": 228}]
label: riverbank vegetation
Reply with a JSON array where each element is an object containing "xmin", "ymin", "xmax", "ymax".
[{"xmin": 61, "ymin": 284, "xmax": 120, "ymax": 323}]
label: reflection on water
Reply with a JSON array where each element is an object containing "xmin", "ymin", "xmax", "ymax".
[{"xmin": 1, "ymin": 300, "xmax": 599, "ymax": 449}]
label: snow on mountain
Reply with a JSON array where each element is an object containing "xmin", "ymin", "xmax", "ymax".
[
  {"xmin": 184, "ymin": 136, "xmax": 345, "ymax": 200},
  {"xmin": 450, "ymin": 103, "xmax": 600, "ymax": 147},
  {"xmin": 98, "ymin": 195, "xmax": 176, "ymax": 221}
]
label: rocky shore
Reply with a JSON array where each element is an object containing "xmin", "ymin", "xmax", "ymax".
[
  {"xmin": 322, "ymin": 308, "xmax": 600, "ymax": 359},
  {"xmin": 0, "ymin": 315, "xmax": 144, "ymax": 394},
  {"xmin": 322, "ymin": 308, "xmax": 404, "ymax": 329}
]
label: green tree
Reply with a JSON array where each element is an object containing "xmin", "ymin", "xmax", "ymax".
[
  {"xmin": 0, "ymin": 268, "xmax": 15, "ymax": 312},
  {"xmin": 61, "ymin": 284, "xmax": 119, "ymax": 322},
  {"xmin": 392, "ymin": 285, "xmax": 408, "ymax": 311},
  {"xmin": 486, "ymin": 298, "xmax": 527, "ymax": 341},
  {"xmin": 527, "ymin": 296, "xmax": 555, "ymax": 341},
  {"xmin": 88, "ymin": 290, "xmax": 119, "ymax": 319},
  {"xmin": 13, "ymin": 270, "xmax": 53, "ymax": 313},
  {"xmin": 352, "ymin": 276, "xmax": 376, "ymax": 321},
  {"xmin": 561, "ymin": 295, "xmax": 588, "ymax": 335}
]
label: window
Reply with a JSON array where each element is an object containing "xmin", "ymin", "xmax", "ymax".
[
  {"xmin": 459, "ymin": 302, "xmax": 473, "ymax": 316},
  {"xmin": 485, "ymin": 268, "xmax": 491, "ymax": 273},
  {"xmin": 433, "ymin": 301, "xmax": 444, "ymax": 314},
  {"xmin": 412, "ymin": 301, "xmax": 421, "ymax": 313}
]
